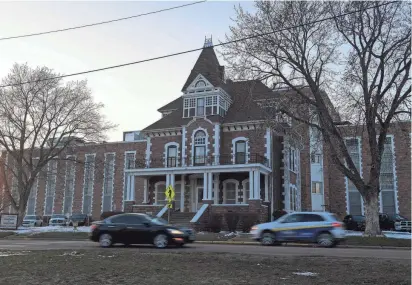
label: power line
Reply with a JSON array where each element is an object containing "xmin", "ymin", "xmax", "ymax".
[
  {"xmin": 0, "ymin": 1, "xmax": 206, "ymax": 41},
  {"xmin": 0, "ymin": 1, "xmax": 398, "ymax": 88}
]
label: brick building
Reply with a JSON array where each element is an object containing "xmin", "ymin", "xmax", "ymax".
[{"xmin": 0, "ymin": 39, "xmax": 410, "ymax": 225}]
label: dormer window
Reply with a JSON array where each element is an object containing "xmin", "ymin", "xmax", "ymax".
[{"xmin": 183, "ymin": 96, "xmax": 220, "ymax": 118}]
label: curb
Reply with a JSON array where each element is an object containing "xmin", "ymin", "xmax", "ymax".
[{"xmin": 195, "ymin": 240, "xmax": 411, "ymax": 250}]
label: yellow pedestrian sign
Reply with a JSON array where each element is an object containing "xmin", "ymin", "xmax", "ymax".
[{"xmin": 165, "ymin": 185, "xmax": 175, "ymax": 200}]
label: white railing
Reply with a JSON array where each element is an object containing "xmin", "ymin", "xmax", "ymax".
[
  {"xmin": 190, "ymin": 204, "xmax": 209, "ymax": 223},
  {"xmin": 156, "ymin": 205, "xmax": 168, "ymax": 218}
]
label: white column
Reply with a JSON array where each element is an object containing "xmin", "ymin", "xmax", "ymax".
[
  {"xmin": 180, "ymin": 175, "xmax": 185, "ymax": 212},
  {"xmin": 264, "ymin": 174, "xmax": 269, "ymax": 202},
  {"xmin": 254, "ymin": 170, "xmax": 260, "ymax": 200},
  {"xmin": 170, "ymin": 174, "xmax": 175, "ymax": 188},
  {"xmin": 131, "ymin": 176, "xmax": 135, "ymax": 201},
  {"xmin": 249, "ymin": 170, "xmax": 254, "ymax": 199},
  {"xmin": 214, "ymin": 124, "xmax": 220, "ymax": 165},
  {"xmin": 214, "ymin": 174, "xmax": 219, "ymax": 204},
  {"xmin": 208, "ymin": 173, "xmax": 213, "ymax": 200},
  {"xmin": 126, "ymin": 175, "xmax": 131, "ymax": 200},
  {"xmin": 181, "ymin": 127, "xmax": 186, "ymax": 166},
  {"xmin": 203, "ymin": 172, "xmax": 208, "ymax": 200},
  {"xmin": 143, "ymin": 178, "xmax": 148, "ymax": 203},
  {"xmin": 166, "ymin": 174, "xmax": 170, "ymax": 187}
]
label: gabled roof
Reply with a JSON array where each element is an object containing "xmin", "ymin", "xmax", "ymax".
[
  {"xmin": 181, "ymin": 46, "xmax": 225, "ymax": 91},
  {"xmin": 157, "ymin": 97, "xmax": 182, "ymax": 112}
]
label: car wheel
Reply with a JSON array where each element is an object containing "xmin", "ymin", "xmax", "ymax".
[
  {"xmin": 153, "ymin": 233, "xmax": 169, "ymax": 249},
  {"xmin": 99, "ymin": 234, "xmax": 113, "ymax": 248},
  {"xmin": 260, "ymin": 231, "xmax": 276, "ymax": 246},
  {"xmin": 317, "ymin": 232, "xmax": 335, "ymax": 248}
]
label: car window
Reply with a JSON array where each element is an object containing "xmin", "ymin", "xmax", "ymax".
[
  {"xmin": 353, "ymin": 216, "xmax": 365, "ymax": 222},
  {"xmin": 302, "ymin": 214, "xmax": 325, "ymax": 222},
  {"xmin": 282, "ymin": 214, "xmax": 305, "ymax": 223},
  {"xmin": 110, "ymin": 215, "xmax": 145, "ymax": 224}
]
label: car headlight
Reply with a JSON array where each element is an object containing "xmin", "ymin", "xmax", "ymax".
[
  {"xmin": 167, "ymin": 229, "xmax": 184, "ymax": 235},
  {"xmin": 250, "ymin": 226, "xmax": 258, "ymax": 231}
]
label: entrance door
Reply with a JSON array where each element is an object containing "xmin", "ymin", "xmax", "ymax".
[
  {"xmin": 311, "ymin": 182, "xmax": 324, "ymax": 211},
  {"xmin": 191, "ymin": 186, "xmax": 203, "ymax": 212}
]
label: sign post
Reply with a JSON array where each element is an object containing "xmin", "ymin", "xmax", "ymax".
[{"xmin": 165, "ymin": 185, "xmax": 175, "ymax": 223}]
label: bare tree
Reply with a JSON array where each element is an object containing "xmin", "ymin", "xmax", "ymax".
[
  {"xmin": 0, "ymin": 63, "xmax": 116, "ymax": 225},
  {"xmin": 221, "ymin": 1, "xmax": 410, "ymax": 236}
]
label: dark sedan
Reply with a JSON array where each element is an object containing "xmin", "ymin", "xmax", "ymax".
[
  {"xmin": 89, "ymin": 213, "xmax": 189, "ymax": 248},
  {"xmin": 68, "ymin": 213, "xmax": 91, "ymax": 226},
  {"xmin": 343, "ymin": 215, "xmax": 366, "ymax": 231}
]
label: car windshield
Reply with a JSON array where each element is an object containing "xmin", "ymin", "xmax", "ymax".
[
  {"xmin": 329, "ymin": 214, "xmax": 340, "ymax": 221},
  {"xmin": 24, "ymin": 216, "xmax": 36, "ymax": 220},
  {"xmin": 393, "ymin": 214, "xmax": 407, "ymax": 220},
  {"xmin": 353, "ymin": 216, "xmax": 365, "ymax": 222},
  {"xmin": 51, "ymin": 215, "xmax": 66, "ymax": 219}
]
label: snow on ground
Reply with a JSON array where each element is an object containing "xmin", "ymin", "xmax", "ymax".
[
  {"xmin": 0, "ymin": 226, "xmax": 90, "ymax": 235},
  {"xmin": 0, "ymin": 251, "xmax": 29, "ymax": 257},
  {"xmin": 345, "ymin": 230, "xmax": 411, "ymax": 239},
  {"xmin": 293, "ymin": 272, "xmax": 318, "ymax": 276}
]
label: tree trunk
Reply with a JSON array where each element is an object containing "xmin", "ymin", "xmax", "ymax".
[
  {"xmin": 363, "ymin": 190, "xmax": 381, "ymax": 237},
  {"xmin": 17, "ymin": 205, "xmax": 26, "ymax": 227}
]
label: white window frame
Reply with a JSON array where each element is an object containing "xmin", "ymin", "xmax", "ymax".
[
  {"xmin": 311, "ymin": 154, "xmax": 322, "ymax": 164},
  {"xmin": 123, "ymin": 151, "xmax": 136, "ymax": 206},
  {"xmin": 26, "ymin": 157, "xmax": 40, "ymax": 215},
  {"xmin": 379, "ymin": 135, "xmax": 398, "ymax": 214},
  {"xmin": 62, "ymin": 155, "xmax": 76, "ymax": 216},
  {"xmin": 191, "ymin": 128, "xmax": 209, "ymax": 166},
  {"xmin": 82, "ymin": 153, "xmax": 95, "ymax": 215},
  {"xmin": 101, "ymin": 153, "xmax": 115, "ymax": 213},
  {"xmin": 311, "ymin": 181, "xmax": 323, "ymax": 194},
  {"xmin": 222, "ymin": 179, "xmax": 239, "ymax": 204},
  {"xmin": 164, "ymin": 142, "xmax": 180, "ymax": 167},
  {"xmin": 232, "ymin": 137, "xmax": 249, "ymax": 164}
]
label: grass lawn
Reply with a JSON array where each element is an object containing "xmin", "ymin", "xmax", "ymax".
[{"xmin": 0, "ymin": 249, "xmax": 410, "ymax": 285}]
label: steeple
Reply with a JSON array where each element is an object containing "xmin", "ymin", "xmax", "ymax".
[
  {"xmin": 181, "ymin": 36, "xmax": 225, "ymax": 91},
  {"xmin": 204, "ymin": 36, "xmax": 213, "ymax": 48}
]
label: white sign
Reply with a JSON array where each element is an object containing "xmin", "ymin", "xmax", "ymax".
[{"xmin": 0, "ymin": 214, "xmax": 18, "ymax": 229}]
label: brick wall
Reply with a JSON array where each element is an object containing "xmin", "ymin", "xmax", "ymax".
[
  {"xmin": 149, "ymin": 135, "xmax": 182, "ymax": 167},
  {"xmin": 221, "ymin": 129, "xmax": 266, "ymax": 162},
  {"xmin": 132, "ymin": 205, "xmax": 164, "ymax": 216}
]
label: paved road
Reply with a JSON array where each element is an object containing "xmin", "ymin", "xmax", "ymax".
[{"xmin": 0, "ymin": 239, "xmax": 409, "ymax": 260}]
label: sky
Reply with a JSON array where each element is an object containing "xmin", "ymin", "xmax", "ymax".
[{"xmin": 0, "ymin": 1, "xmax": 256, "ymax": 142}]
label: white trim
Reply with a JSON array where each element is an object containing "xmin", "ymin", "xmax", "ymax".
[
  {"xmin": 156, "ymin": 205, "xmax": 168, "ymax": 218},
  {"xmin": 241, "ymin": 179, "xmax": 250, "ymax": 204},
  {"xmin": 231, "ymin": 137, "xmax": 250, "ymax": 164},
  {"xmin": 122, "ymin": 151, "xmax": 136, "ymax": 210},
  {"xmin": 181, "ymin": 126, "xmax": 187, "ymax": 166},
  {"xmin": 101, "ymin": 152, "xmax": 116, "ymax": 213},
  {"xmin": 26, "ymin": 158, "xmax": 40, "ymax": 216},
  {"xmin": 164, "ymin": 142, "xmax": 180, "ymax": 167},
  {"xmin": 125, "ymin": 163, "xmax": 271, "ymax": 176},
  {"xmin": 379, "ymin": 135, "xmax": 398, "ymax": 214},
  {"xmin": 154, "ymin": 181, "xmax": 166, "ymax": 206},
  {"xmin": 62, "ymin": 155, "xmax": 76, "ymax": 216},
  {"xmin": 190, "ymin": 203, "xmax": 209, "ymax": 223},
  {"xmin": 191, "ymin": 127, "xmax": 209, "ymax": 166},
  {"xmin": 44, "ymin": 159, "xmax": 58, "ymax": 216},
  {"xmin": 143, "ymin": 178, "xmax": 149, "ymax": 204},
  {"xmin": 82, "ymin": 153, "xmax": 96, "ymax": 215},
  {"xmin": 222, "ymin": 179, "xmax": 239, "ymax": 204},
  {"xmin": 344, "ymin": 136, "xmax": 364, "ymax": 215},
  {"xmin": 264, "ymin": 128, "xmax": 271, "ymax": 166},
  {"xmin": 145, "ymin": 137, "xmax": 151, "ymax": 167},
  {"xmin": 213, "ymin": 124, "xmax": 220, "ymax": 165}
]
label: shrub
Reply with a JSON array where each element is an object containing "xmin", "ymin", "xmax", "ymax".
[
  {"xmin": 208, "ymin": 214, "xmax": 223, "ymax": 233},
  {"xmin": 100, "ymin": 211, "xmax": 124, "ymax": 220},
  {"xmin": 240, "ymin": 213, "xmax": 259, "ymax": 233},
  {"xmin": 224, "ymin": 212, "xmax": 240, "ymax": 232}
]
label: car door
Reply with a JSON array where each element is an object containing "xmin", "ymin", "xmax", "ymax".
[
  {"xmin": 298, "ymin": 214, "xmax": 326, "ymax": 242},
  {"xmin": 277, "ymin": 214, "xmax": 305, "ymax": 241},
  {"xmin": 107, "ymin": 215, "xmax": 130, "ymax": 243},
  {"xmin": 123, "ymin": 215, "xmax": 151, "ymax": 245}
]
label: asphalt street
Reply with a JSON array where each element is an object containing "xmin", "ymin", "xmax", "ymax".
[{"xmin": 0, "ymin": 239, "xmax": 409, "ymax": 260}]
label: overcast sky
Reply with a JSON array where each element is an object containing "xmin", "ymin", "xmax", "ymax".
[{"xmin": 0, "ymin": 1, "xmax": 255, "ymax": 142}]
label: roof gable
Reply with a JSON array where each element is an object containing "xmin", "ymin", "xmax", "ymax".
[{"xmin": 185, "ymin": 74, "xmax": 214, "ymax": 92}]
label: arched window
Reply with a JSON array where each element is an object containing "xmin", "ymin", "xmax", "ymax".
[
  {"xmin": 235, "ymin": 140, "xmax": 247, "ymax": 164},
  {"xmin": 167, "ymin": 145, "xmax": 177, "ymax": 167},
  {"xmin": 194, "ymin": 130, "xmax": 206, "ymax": 165}
]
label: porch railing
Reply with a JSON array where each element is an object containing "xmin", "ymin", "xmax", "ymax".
[{"xmin": 130, "ymin": 153, "xmax": 269, "ymax": 169}]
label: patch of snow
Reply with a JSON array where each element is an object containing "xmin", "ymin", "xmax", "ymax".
[
  {"xmin": 224, "ymin": 232, "xmax": 237, "ymax": 237},
  {"xmin": 0, "ymin": 226, "xmax": 90, "ymax": 235},
  {"xmin": 293, "ymin": 272, "xmax": 318, "ymax": 277},
  {"xmin": 59, "ymin": 251, "xmax": 84, "ymax": 257},
  {"xmin": 0, "ymin": 251, "xmax": 27, "ymax": 257},
  {"xmin": 345, "ymin": 230, "xmax": 411, "ymax": 239}
]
